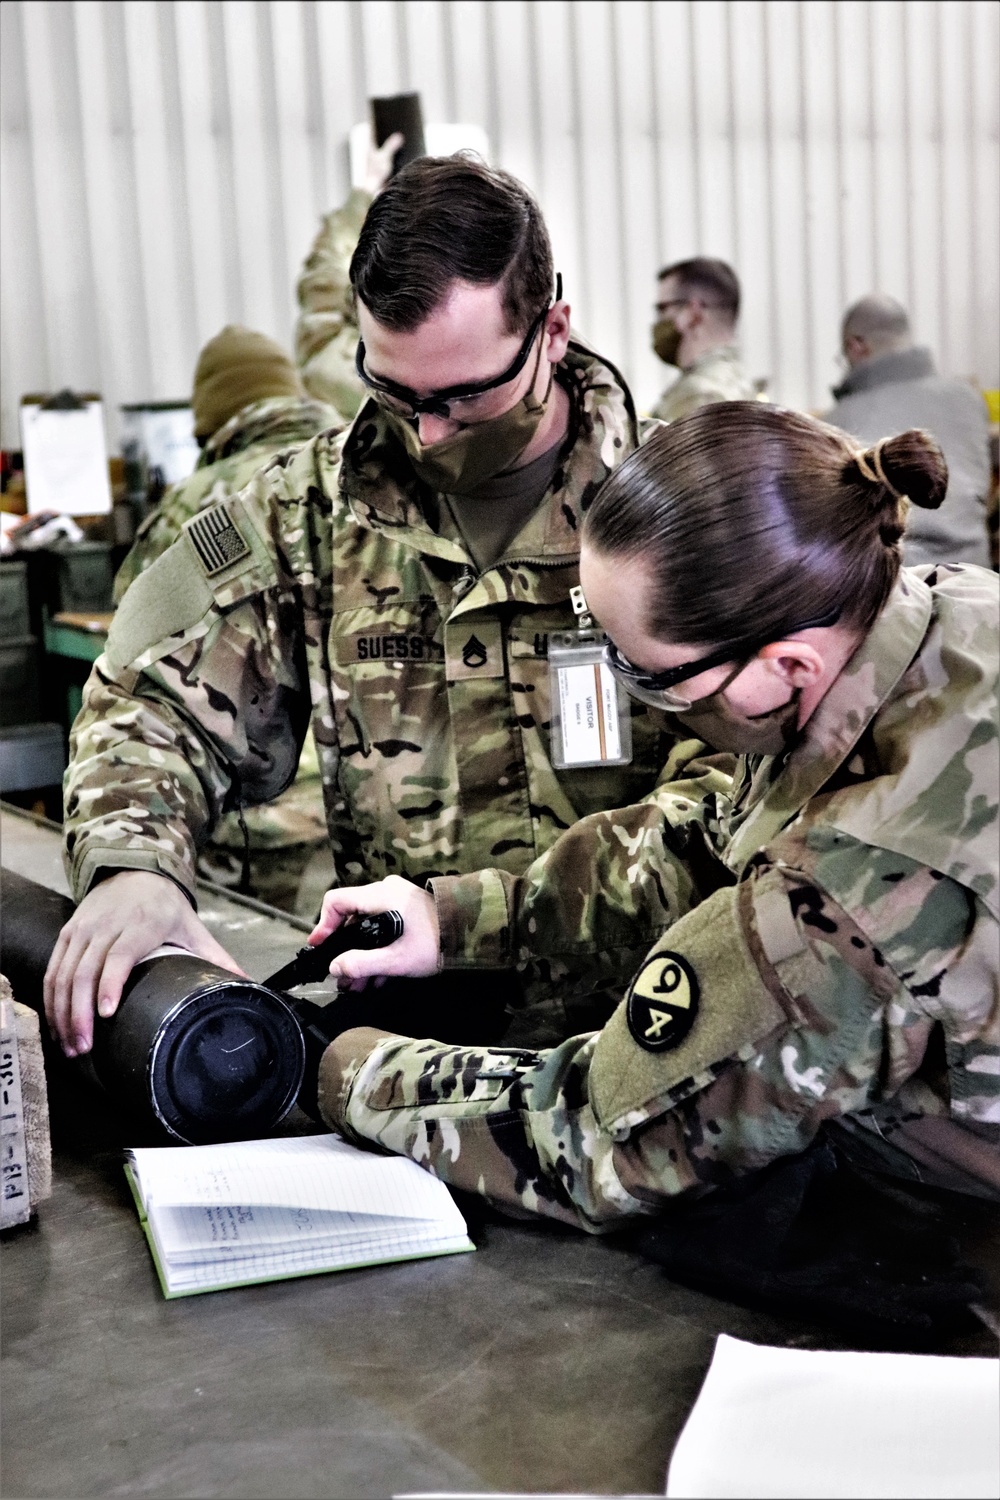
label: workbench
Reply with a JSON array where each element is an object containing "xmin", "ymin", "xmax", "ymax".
[{"xmin": 1, "ymin": 804, "xmax": 995, "ymax": 1499}]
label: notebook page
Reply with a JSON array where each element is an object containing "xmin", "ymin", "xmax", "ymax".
[
  {"xmin": 155, "ymin": 1209, "xmax": 469, "ymax": 1270},
  {"xmin": 159, "ymin": 1225, "xmax": 475, "ymax": 1294},
  {"xmin": 128, "ymin": 1134, "xmax": 468, "ymax": 1229},
  {"xmin": 152, "ymin": 1202, "xmax": 396, "ymax": 1256}
]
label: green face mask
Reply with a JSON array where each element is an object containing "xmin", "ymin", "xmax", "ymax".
[
  {"xmin": 675, "ymin": 682, "xmax": 802, "ymax": 757},
  {"xmin": 384, "ymin": 356, "xmax": 554, "ymax": 496},
  {"xmin": 652, "ymin": 317, "xmax": 683, "ymax": 367}
]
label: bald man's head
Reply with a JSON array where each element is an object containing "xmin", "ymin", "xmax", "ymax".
[{"xmin": 841, "ymin": 295, "xmax": 913, "ymax": 368}]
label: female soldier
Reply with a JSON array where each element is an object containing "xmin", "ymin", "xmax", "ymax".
[{"xmin": 303, "ymin": 403, "xmax": 999, "ymax": 1226}]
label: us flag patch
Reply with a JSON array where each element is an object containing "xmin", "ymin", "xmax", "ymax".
[{"xmin": 187, "ymin": 506, "xmax": 251, "ymax": 575}]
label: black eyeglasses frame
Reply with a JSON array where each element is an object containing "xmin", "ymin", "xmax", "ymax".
[
  {"xmin": 604, "ymin": 604, "xmax": 842, "ymax": 698},
  {"xmin": 355, "ymin": 274, "xmax": 562, "ymax": 420}
]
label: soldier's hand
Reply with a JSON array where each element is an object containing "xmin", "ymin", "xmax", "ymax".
[
  {"xmin": 364, "ymin": 131, "xmax": 404, "ymax": 196},
  {"xmin": 311, "ymin": 876, "xmax": 440, "ymax": 989},
  {"xmin": 44, "ymin": 871, "xmax": 245, "ymax": 1057}
]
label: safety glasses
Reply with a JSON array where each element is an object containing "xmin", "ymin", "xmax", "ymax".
[
  {"xmin": 355, "ymin": 275, "xmax": 562, "ymax": 421},
  {"xmin": 604, "ymin": 605, "xmax": 841, "ymax": 712}
]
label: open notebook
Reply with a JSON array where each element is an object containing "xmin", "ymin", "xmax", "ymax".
[{"xmin": 125, "ymin": 1134, "xmax": 475, "ymax": 1298}]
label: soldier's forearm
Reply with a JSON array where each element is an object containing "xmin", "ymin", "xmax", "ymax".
[
  {"xmin": 64, "ymin": 670, "xmax": 227, "ymax": 903},
  {"xmin": 318, "ymin": 1027, "xmax": 654, "ymax": 1232},
  {"xmin": 431, "ymin": 794, "xmax": 710, "ymax": 977}
]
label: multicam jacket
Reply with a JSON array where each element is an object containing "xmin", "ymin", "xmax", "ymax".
[
  {"xmin": 113, "ymin": 395, "xmax": 341, "ymax": 602},
  {"xmin": 65, "ymin": 345, "xmax": 719, "ymax": 1016},
  {"xmin": 650, "ymin": 344, "xmax": 757, "ymax": 422},
  {"xmin": 318, "ymin": 565, "xmax": 1000, "ymax": 1228},
  {"xmin": 294, "ymin": 187, "xmax": 371, "ymax": 421},
  {"xmin": 109, "ymin": 393, "xmax": 341, "ymax": 884}
]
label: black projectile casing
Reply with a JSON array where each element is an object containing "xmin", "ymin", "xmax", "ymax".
[{"xmin": 0, "ymin": 868, "xmax": 304, "ymax": 1145}]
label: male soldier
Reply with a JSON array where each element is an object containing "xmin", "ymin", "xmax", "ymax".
[
  {"xmin": 113, "ymin": 325, "xmax": 342, "ymax": 914},
  {"xmin": 825, "ymin": 295, "xmax": 992, "ymax": 568},
  {"xmin": 650, "ymin": 258, "xmax": 757, "ymax": 421},
  {"xmin": 47, "ymin": 156, "xmax": 724, "ymax": 1058}
]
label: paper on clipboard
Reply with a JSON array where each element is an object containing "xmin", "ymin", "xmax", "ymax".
[{"xmin": 20, "ymin": 399, "xmax": 112, "ymax": 516}]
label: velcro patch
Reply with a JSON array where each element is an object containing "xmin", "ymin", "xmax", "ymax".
[
  {"xmin": 187, "ymin": 505, "xmax": 251, "ymax": 576},
  {"xmin": 589, "ymin": 881, "xmax": 787, "ymax": 1133},
  {"xmin": 626, "ymin": 952, "xmax": 699, "ymax": 1052},
  {"xmin": 353, "ymin": 632, "xmax": 444, "ymax": 664},
  {"xmin": 445, "ymin": 617, "xmax": 504, "ymax": 680}
]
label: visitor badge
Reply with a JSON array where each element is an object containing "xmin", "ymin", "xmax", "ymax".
[{"xmin": 549, "ymin": 631, "xmax": 633, "ymax": 769}]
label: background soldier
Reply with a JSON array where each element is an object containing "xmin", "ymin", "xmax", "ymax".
[
  {"xmin": 113, "ymin": 324, "xmax": 342, "ymax": 915},
  {"xmin": 650, "ymin": 258, "xmax": 757, "ymax": 421},
  {"xmin": 294, "ymin": 132, "xmax": 403, "ymax": 422},
  {"xmin": 46, "ymin": 155, "xmax": 723, "ymax": 1058},
  {"xmin": 825, "ymin": 294, "xmax": 993, "ymax": 569}
]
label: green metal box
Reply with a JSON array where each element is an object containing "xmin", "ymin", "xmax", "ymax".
[
  {"xmin": 0, "ymin": 560, "xmax": 31, "ymax": 639},
  {"xmin": 0, "ymin": 636, "xmax": 42, "ymax": 726}
]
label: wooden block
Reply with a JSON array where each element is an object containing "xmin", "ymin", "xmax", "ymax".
[{"xmin": 1, "ymin": 975, "xmax": 52, "ymax": 1228}]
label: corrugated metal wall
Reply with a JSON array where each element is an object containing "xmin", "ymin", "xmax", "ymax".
[{"xmin": 2, "ymin": 0, "xmax": 998, "ymax": 449}]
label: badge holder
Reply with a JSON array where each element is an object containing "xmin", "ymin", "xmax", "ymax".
[{"xmin": 549, "ymin": 586, "xmax": 632, "ymax": 769}]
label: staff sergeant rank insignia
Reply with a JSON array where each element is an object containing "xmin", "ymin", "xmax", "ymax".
[
  {"xmin": 626, "ymin": 950, "xmax": 700, "ymax": 1052},
  {"xmin": 462, "ymin": 634, "xmax": 489, "ymax": 669},
  {"xmin": 187, "ymin": 506, "xmax": 252, "ymax": 576}
]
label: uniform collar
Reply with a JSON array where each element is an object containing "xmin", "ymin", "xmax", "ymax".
[
  {"xmin": 337, "ymin": 341, "xmax": 638, "ymax": 573},
  {"xmin": 831, "ymin": 346, "xmax": 936, "ymax": 400},
  {"xmin": 683, "ymin": 343, "xmax": 742, "ymax": 376},
  {"xmin": 723, "ymin": 571, "xmax": 935, "ymax": 872},
  {"xmin": 200, "ymin": 395, "xmax": 339, "ymax": 465}
]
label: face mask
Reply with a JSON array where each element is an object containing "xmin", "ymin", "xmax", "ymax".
[
  {"xmin": 652, "ymin": 317, "xmax": 683, "ymax": 367},
  {"xmin": 384, "ymin": 361, "xmax": 553, "ymax": 496},
  {"xmin": 675, "ymin": 683, "xmax": 802, "ymax": 757}
]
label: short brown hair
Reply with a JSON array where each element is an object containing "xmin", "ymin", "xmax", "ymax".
[
  {"xmin": 350, "ymin": 155, "xmax": 554, "ymax": 335},
  {"xmin": 583, "ymin": 403, "xmax": 947, "ymax": 643},
  {"xmin": 658, "ymin": 257, "xmax": 740, "ymax": 321}
]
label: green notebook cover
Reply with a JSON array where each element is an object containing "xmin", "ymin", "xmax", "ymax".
[{"xmin": 123, "ymin": 1162, "xmax": 475, "ymax": 1300}]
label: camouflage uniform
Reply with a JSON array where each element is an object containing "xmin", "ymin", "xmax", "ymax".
[
  {"xmin": 650, "ymin": 344, "xmax": 757, "ymax": 422},
  {"xmin": 113, "ymin": 393, "xmax": 341, "ymax": 913},
  {"xmin": 318, "ymin": 565, "xmax": 1000, "ymax": 1228},
  {"xmin": 295, "ymin": 187, "xmax": 371, "ymax": 421},
  {"xmin": 114, "ymin": 395, "xmax": 340, "ymax": 600},
  {"xmin": 65, "ymin": 344, "xmax": 717, "ymax": 1034}
]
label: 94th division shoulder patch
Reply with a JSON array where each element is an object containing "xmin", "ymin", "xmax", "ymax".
[{"xmin": 626, "ymin": 950, "xmax": 700, "ymax": 1052}]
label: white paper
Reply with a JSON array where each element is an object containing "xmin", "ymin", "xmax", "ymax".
[
  {"xmin": 132, "ymin": 406, "xmax": 199, "ymax": 485},
  {"xmin": 557, "ymin": 662, "xmax": 623, "ymax": 765},
  {"xmin": 665, "ymin": 1334, "xmax": 1000, "ymax": 1499},
  {"xmin": 349, "ymin": 121, "xmax": 491, "ymax": 188},
  {"xmin": 129, "ymin": 1132, "xmax": 468, "ymax": 1225},
  {"xmin": 20, "ymin": 401, "xmax": 112, "ymax": 515}
]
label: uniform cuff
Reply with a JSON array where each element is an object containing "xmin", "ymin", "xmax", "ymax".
[
  {"xmin": 316, "ymin": 1027, "xmax": 405, "ymax": 1134},
  {"xmin": 429, "ymin": 869, "xmax": 512, "ymax": 969},
  {"xmin": 70, "ymin": 845, "xmax": 198, "ymax": 907}
]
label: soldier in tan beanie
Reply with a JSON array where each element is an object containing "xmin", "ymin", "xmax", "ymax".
[
  {"xmin": 191, "ymin": 325, "xmax": 308, "ymax": 441},
  {"xmin": 114, "ymin": 326, "xmax": 342, "ymax": 915}
]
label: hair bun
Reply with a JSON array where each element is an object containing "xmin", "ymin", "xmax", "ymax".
[{"xmin": 874, "ymin": 430, "xmax": 948, "ymax": 511}]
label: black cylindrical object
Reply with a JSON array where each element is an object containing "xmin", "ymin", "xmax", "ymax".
[
  {"xmin": 91, "ymin": 952, "xmax": 304, "ymax": 1144},
  {"xmin": 0, "ymin": 868, "xmax": 304, "ymax": 1145},
  {"xmin": 371, "ymin": 91, "xmax": 426, "ymax": 175}
]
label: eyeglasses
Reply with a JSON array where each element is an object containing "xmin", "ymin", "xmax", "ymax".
[
  {"xmin": 653, "ymin": 297, "xmax": 725, "ymax": 316},
  {"xmin": 604, "ymin": 606, "xmax": 842, "ymax": 711},
  {"xmin": 356, "ymin": 274, "xmax": 562, "ymax": 422}
]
